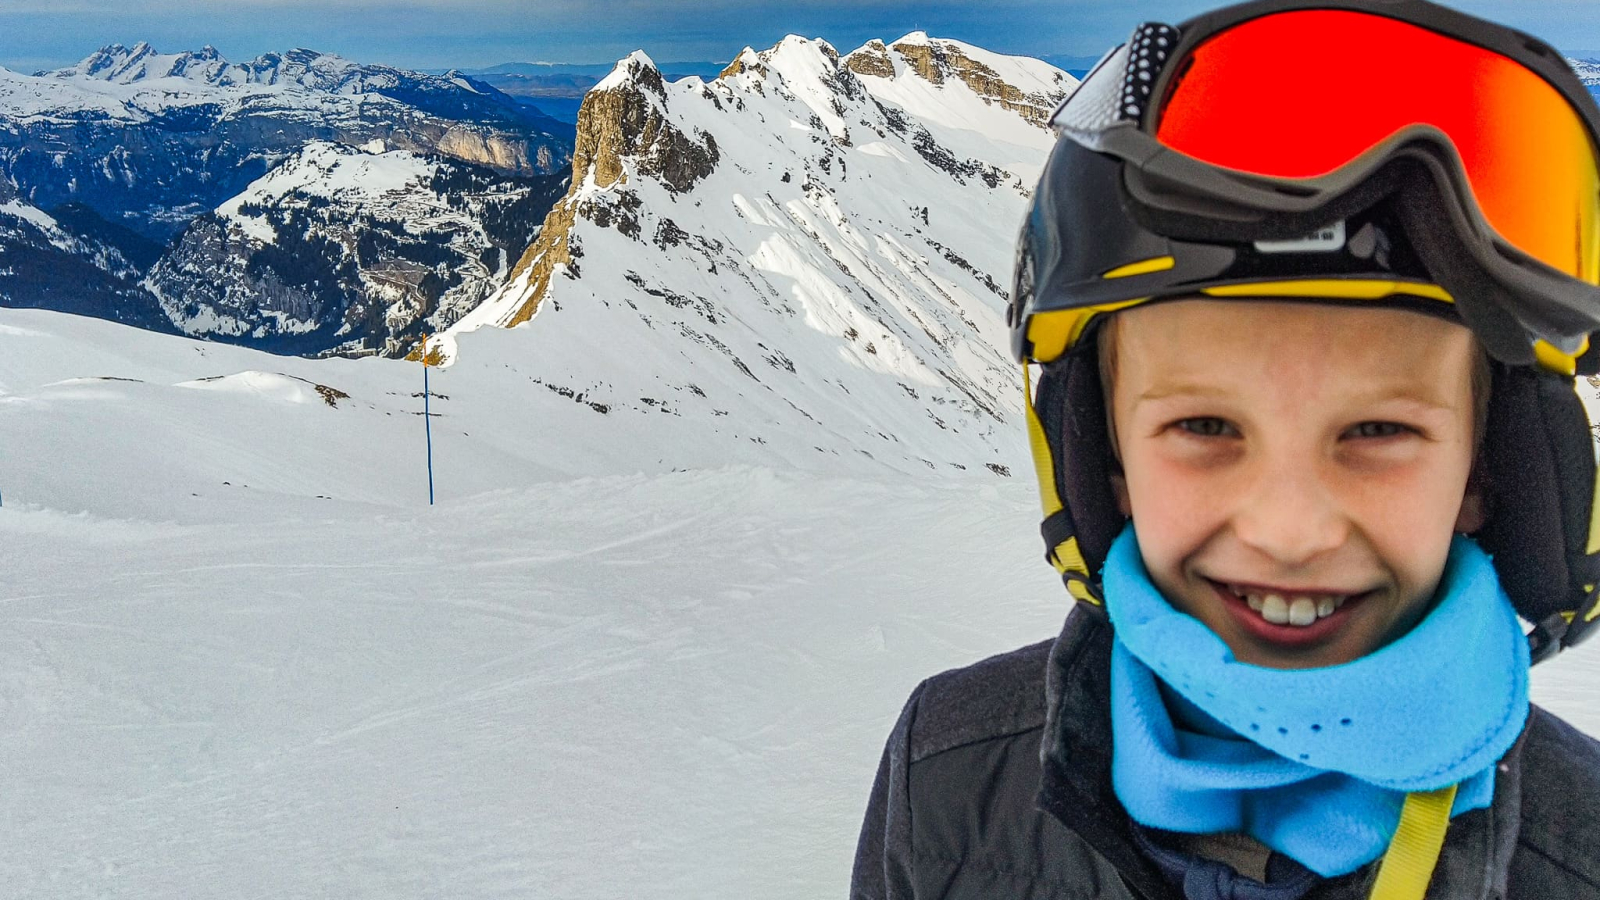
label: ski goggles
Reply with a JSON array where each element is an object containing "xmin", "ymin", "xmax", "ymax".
[{"xmin": 1049, "ymin": 0, "xmax": 1600, "ymax": 365}]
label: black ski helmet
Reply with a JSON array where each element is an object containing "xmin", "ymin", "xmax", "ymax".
[{"xmin": 1011, "ymin": 0, "xmax": 1600, "ymax": 662}]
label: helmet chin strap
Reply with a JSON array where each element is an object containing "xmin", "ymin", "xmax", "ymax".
[{"xmin": 1370, "ymin": 786, "xmax": 1457, "ymax": 900}]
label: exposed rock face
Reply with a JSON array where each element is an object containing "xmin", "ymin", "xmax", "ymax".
[
  {"xmin": 144, "ymin": 142, "xmax": 567, "ymax": 356},
  {"xmin": 884, "ymin": 33, "xmax": 1072, "ymax": 125},
  {"xmin": 570, "ymin": 53, "xmax": 719, "ymax": 194},
  {"xmin": 502, "ymin": 52, "xmax": 721, "ymax": 326},
  {"xmin": 842, "ymin": 40, "xmax": 896, "ymax": 79},
  {"xmin": 444, "ymin": 35, "xmax": 1075, "ymax": 477},
  {"xmin": 501, "ymin": 197, "xmax": 579, "ymax": 328}
]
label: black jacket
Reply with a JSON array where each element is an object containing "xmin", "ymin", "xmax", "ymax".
[{"xmin": 851, "ymin": 606, "xmax": 1600, "ymax": 899}]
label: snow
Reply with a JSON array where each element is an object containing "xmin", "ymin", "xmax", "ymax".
[
  {"xmin": 594, "ymin": 50, "xmax": 659, "ymax": 92},
  {"xmin": 5, "ymin": 30, "xmax": 1600, "ymax": 900},
  {"xmin": 448, "ymin": 35, "xmax": 1067, "ymax": 480},
  {"xmin": 213, "ymin": 141, "xmax": 439, "ymax": 246},
  {"xmin": 0, "ymin": 197, "xmax": 59, "ymax": 232},
  {"xmin": 7, "ymin": 294, "xmax": 1600, "ymax": 898},
  {"xmin": 221, "ymin": 141, "xmax": 433, "ymax": 207},
  {"xmin": 0, "ymin": 306, "xmax": 1058, "ymax": 897},
  {"xmin": 0, "ymin": 43, "xmax": 491, "ymax": 130}
]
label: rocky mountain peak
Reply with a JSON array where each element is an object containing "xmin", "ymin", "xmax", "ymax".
[
  {"xmin": 717, "ymin": 47, "xmax": 765, "ymax": 80},
  {"xmin": 566, "ymin": 47, "xmax": 714, "ymax": 195},
  {"xmin": 595, "ymin": 50, "xmax": 667, "ymax": 99},
  {"xmin": 494, "ymin": 46, "xmax": 719, "ymax": 326},
  {"xmin": 841, "ymin": 40, "xmax": 895, "ymax": 79},
  {"xmin": 440, "ymin": 34, "xmax": 1069, "ymax": 478},
  {"xmin": 849, "ymin": 33, "xmax": 1072, "ymax": 127}
]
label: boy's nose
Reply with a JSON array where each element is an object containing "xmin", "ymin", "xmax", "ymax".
[{"xmin": 1229, "ymin": 456, "xmax": 1348, "ymax": 567}]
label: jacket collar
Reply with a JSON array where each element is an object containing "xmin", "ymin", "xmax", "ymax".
[{"xmin": 1034, "ymin": 606, "xmax": 1526, "ymax": 900}]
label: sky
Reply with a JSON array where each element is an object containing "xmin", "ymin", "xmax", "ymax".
[{"xmin": 2, "ymin": 0, "xmax": 1599, "ymax": 74}]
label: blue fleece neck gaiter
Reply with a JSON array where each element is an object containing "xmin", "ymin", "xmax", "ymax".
[{"xmin": 1104, "ymin": 525, "xmax": 1529, "ymax": 878}]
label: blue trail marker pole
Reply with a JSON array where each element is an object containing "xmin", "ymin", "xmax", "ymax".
[{"xmin": 421, "ymin": 335, "xmax": 435, "ymax": 506}]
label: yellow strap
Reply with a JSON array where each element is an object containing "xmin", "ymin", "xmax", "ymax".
[
  {"xmin": 1368, "ymin": 784, "xmax": 1458, "ymax": 900},
  {"xmin": 1023, "ymin": 363, "xmax": 1065, "ymax": 517}
]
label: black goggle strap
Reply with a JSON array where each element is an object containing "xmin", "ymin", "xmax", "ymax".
[
  {"xmin": 1024, "ymin": 362, "xmax": 1104, "ymax": 607},
  {"xmin": 1509, "ymin": 364, "xmax": 1600, "ymax": 663},
  {"xmin": 1545, "ymin": 365, "xmax": 1600, "ymax": 659},
  {"xmin": 1555, "ymin": 372, "xmax": 1600, "ymax": 658}
]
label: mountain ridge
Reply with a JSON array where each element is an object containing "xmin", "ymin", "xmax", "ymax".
[{"xmin": 438, "ymin": 32, "xmax": 1073, "ymax": 475}]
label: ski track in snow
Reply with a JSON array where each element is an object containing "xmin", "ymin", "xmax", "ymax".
[
  {"xmin": 2, "ymin": 457, "xmax": 1058, "ymax": 897},
  {"xmin": 0, "ymin": 307, "xmax": 1065, "ymax": 898}
]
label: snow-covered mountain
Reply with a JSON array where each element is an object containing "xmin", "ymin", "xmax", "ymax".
[
  {"xmin": 445, "ymin": 32, "xmax": 1073, "ymax": 475},
  {"xmin": 0, "ymin": 43, "xmax": 572, "ymax": 241},
  {"xmin": 0, "ymin": 180, "xmax": 172, "ymax": 330},
  {"xmin": 146, "ymin": 142, "xmax": 567, "ymax": 356},
  {"xmin": 1569, "ymin": 57, "xmax": 1600, "ymax": 99}
]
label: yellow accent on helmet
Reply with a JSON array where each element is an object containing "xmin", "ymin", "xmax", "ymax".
[
  {"xmin": 1102, "ymin": 256, "xmax": 1176, "ymax": 279},
  {"xmin": 1533, "ymin": 336, "xmax": 1589, "ymax": 376},
  {"xmin": 1024, "ymin": 299, "xmax": 1149, "ymax": 363},
  {"xmin": 1023, "ymin": 279, "xmax": 1455, "ymax": 363},
  {"xmin": 1066, "ymin": 578, "xmax": 1101, "ymax": 605},
  {"xmin": 1024, "ymin": 363, "xmax": 1104, "ymax": 608},
  {"xmin": 1200, "ymin": 279, "xmax": 1454, "ymax": 303},
  {"xmin": 1023, "ymin": 363, "xmax": 1064, "ymax": 517},
  {"xmin": 1024, "ymin": 279, "xmax": 1585, "ymax": 376},
  {"xmin": 1588, "ymin": 418, "xmax": 1600, "ymax": 557}
]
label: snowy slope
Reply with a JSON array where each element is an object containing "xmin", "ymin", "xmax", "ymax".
[
  {"xmin": 5, "ymin": 306, "xmax": 1600, "ymax": 900},
  {"xmin": 146, "ymin": 142, "xmax": 566, "ymax": 356},
  {"xmin": 447, "ymin": 34, "xmax": 1075, "ymax": 479}
]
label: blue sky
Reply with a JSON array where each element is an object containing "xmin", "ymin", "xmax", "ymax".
[{"xmin": 2, "ymin": 0, "xmax": 1598, "ymax": 74}]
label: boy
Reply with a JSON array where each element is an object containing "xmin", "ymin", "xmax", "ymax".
[{"xmin": 852, "ymin": 2, "xmax": 1600, "ymax": 898}]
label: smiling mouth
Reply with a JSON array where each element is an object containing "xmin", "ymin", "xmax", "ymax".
[
  {"xmin": 1231, "ymin": 585, "xmax": 1349, "ymax": 626},
  {"xmin": 1207, "ymin": 580, "xmax": 1371, "ymax": 643}
]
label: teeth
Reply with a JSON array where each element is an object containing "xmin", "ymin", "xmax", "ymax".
[
  {"xmin": 1260, "ymin": 594, "xmax": 1289, "ymax": 624},
  {"xmin": 1288, "ymin": 597, "xmax": 1317, "ymax": 626},
  {"xmin": 1233, "ymin": 586, "xmax": 1353, "ymax": 628}
]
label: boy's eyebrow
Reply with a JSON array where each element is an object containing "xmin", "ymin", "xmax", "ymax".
[
  {"xmin": 1133, "ymin": 383, "xmax": 1233, "ymax": 403},
  {"xmin": 1134, "ymin": 382, "xmax": 1461, "ymax": 411}
]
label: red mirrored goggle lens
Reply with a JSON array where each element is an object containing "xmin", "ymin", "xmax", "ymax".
[{"xmin": 1154, "ymin": 9, "xmax": 1600, "ymax": 284}]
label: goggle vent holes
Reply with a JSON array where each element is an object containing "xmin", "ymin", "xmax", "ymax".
[{"xmin": 1120, "ymin": 23, "xmax": 1181, "ymax": 123}]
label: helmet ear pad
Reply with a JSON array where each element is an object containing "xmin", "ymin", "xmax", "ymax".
[
  {"xmin": 1035, "ymin": 337, "xmax": 1128, "ymax": 588},
  {"xmin": 1475, "ymin": 365, "xmax": 1600, "ymax": 656}
]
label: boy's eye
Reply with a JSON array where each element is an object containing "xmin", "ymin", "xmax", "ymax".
[
  {"xmin": 1176, "ymin": 417, "xmax": 1233, "ymax": 437},
  {"xmin": 1347, "ymin": 421, "xmax": 1410, "ymax": 439}
]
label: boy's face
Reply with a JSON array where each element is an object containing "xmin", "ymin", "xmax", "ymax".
[{"xmin": 1107, "ymin": 299, "xmax": 1484, "ymax": 669}]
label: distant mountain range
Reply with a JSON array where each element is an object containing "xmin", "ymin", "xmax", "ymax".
[
  {"xmin": 0, "ymin": 42, "xmax": 573, "ymax": 352},
  {"xmin": 4, "ymin": 35, "xmax": 1595, "ymax": 371}
]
